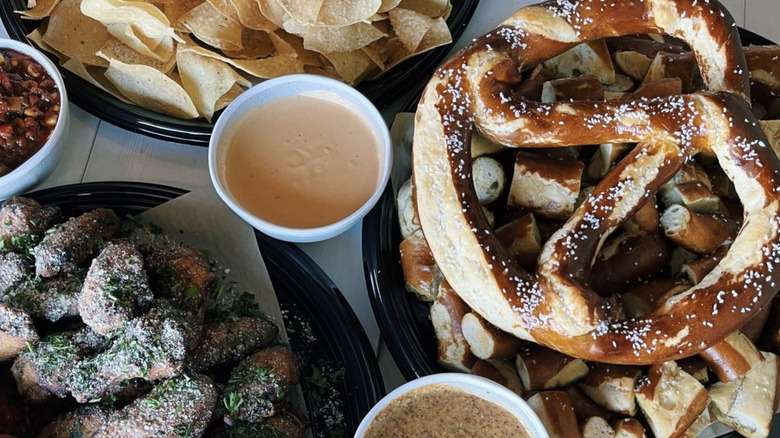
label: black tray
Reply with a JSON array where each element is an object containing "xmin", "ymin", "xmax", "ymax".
[
  {"xmin": 362, "ymin": 29, "xmax": 778, "ymax": 437},
  {"xmin": 0, "ymin": 0, "xmax": 479, "ymax": 146},
  {"xmin": 22, "ymin": 181, "xmax": 385, "ymax": 437}
]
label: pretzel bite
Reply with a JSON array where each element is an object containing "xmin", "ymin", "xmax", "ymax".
[
  {"xmin": 33, "ymin": 208, "xmax": 119, "ymax": 277},
  {"xmin": 543, "ymin": 41, "xmax": 616, "ymax": 84},
  {"xmin": 612, "ymin": 418, "xmax": 646, "ymax": 438},
  {"xmin": 744, "ymin": 45, "xmax": 780, "ymax": 92},
  {"xmin": 189, "ymin": 316, "xmax": 279, "ymax": 373},
  {"xmin": 0, "ymin": 197, "xmax": 61, "ymax": 252},
  {"xmin": 578, "ymin": 364, "xmax": 640, "ymax": 416},
  {"xmin": 98, "ymin": 374, "xmax": 218, "ymax": 438},
  {"xmin": 147, "ymin": 246, "xmax": 216, "ymax": 315},
  {"xmin": 677, "ymin": 357, "xmax": 709, "ymax": 384},
  {"xmin": 604, "ymin": 74, "xmax": 635, "ymax": 93},
  {"xmin": 708, "ymin": 352, "xmax": 780, "ymax": 438},
  {"xmin": 527, "ymin": 391, "xmax": 582, "ymax": 438},
  {"xmin": 399, "ymin": 236, "xmax": 440, "ymax": 302},
  {"xmin": 762, "ymin": 120, "xmax": 780, "ymax": 157},
  {"xmin": 660, "ymin": 206, "xmax": 737, "ymax": 254},
  {"xmin": 628, "ymin": 77, "xmax": 683, "ymax": 100},
  {"xmin": 679, "ymin": 245, "xmax": 728, "ymax": 285},
  {"xmin": 508, "ymin": 152, "xmax": 584, "ymax": 219},
  {"xmin": 470, "ymin": 359, "xmax": 524, "ymax": 397},
  {"xmin": 589, "ymin": 231, "xmax": 672, "ymax": 296},
  {"xmin": 635, "ymin": 361, "xmax": 709, "ymax": 438},
  {"xmin": 461, "ymin": 312, "xmax": 525, "ymax": 360},
  {"xmin": 0, "ymin": 302, "xmax": 37, "ymax": 363},
  {"xmin": 516, "ymin": 344, "xmax": 588, "ymax": 391},
  {"xmin": 621, "ymin": 279, "xmax": 687, "ymax": 318},
  {"xmin": 396, "ymin": 178, "xmax": 422, "ymax": 239},
  {"xmin": 641, "ymin": 52, "xmax": 697, "ymax": 92},
  {"xmin": 622, "ymin": 198, "xmax": 659, "ymax": 236},
  {"xmin": 495, "ymin": 213, "xmax": 542, "ymax": 269},
  {"xmin": 430, "ymin": 281, "xmax": 475, "ymax": 371},
  {"xmin": 681, "ymin": 409, "xmax": 716, "ymax": 438},
  {"xmin": 587, "ymin": 143, "xmax": 630, "ymax": 180},
  {"xmin": 0, "ymin": 252, "xmax": 29, "ymax": 295},
  {"xmin": 700, "ymin": 331, "xmax": 764, "ymax": 383},
  {"xmin": 4, "ymin": 275, "xmax": 82, "ymax": 322},
  {"xmin": 471, "ymin": 156, "xmax": 506, "ymax": 205},
  {"xmin": 223, "ymin": 346, "xmax": 299, "ymax": 425},
  {"xmin": 542, "ymin": 76, "xmax": 604, "ymax": 103},
  {"xmin": 79, "ymin": 243, "xmax": 153, "ymax": 335},
  {"xmin": 581, "ymin": 416, "xmax": 614, "ymax": 438},
  {"xmin": 613, "ymin": 50, "xmax": 653, "ymax": 82},
  {"xmin": 660, "ymin": 181, "xmax": 721, "ymax": 214}
]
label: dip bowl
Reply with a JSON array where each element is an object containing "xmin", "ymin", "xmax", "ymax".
[
  {"xmin": 355, "ymin": 373, "xmax": 550, "ymax": 437},
  {"xmin": 0, "ymin": 38, "xmax": 69, "ymax": 201},
  {"xmin": 209, "ymin": 74, "xmax": 392, "ymax": 243}
]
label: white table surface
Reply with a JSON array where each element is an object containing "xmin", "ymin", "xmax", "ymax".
[{"xmin": 1, "ymin": 0, "xmax": 778, "ymax": 395}]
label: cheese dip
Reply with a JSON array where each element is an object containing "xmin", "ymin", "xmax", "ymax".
[{"xmin": 222, "ymin": 93, "xmax": 381, "ymax": 228}]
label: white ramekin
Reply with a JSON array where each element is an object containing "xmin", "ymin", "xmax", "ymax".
[
  {"xmin": 208, "ymin": 74, "xmax": 392, "ymax": 243},
  {"xmin": 0, "ymin": 38, "xmax": 70, "ymax": 201},
  {"xmin": 355, "ymin": 373, "xmax": 550, "ymax": 437}
]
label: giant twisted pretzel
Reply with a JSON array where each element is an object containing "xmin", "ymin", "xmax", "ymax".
[{"xmin": 413, "ymin": 0, "xmax": 780, "ymax": 364}]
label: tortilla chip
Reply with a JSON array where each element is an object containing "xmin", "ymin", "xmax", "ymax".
[
  {"xmin": 215, "ymin": 82, "xmax": 246, "ymax": 113},
  {"xmin": 163, "ymin": 0, "xmax": 202, "ymax": 33},
  {"xmin": 280, "ymin": 0, "xmax": 381, "ymax": 27},
  {"xmin": 257, "ymin": 0, "xmax": 288, "ymax": 28},
  {"xmin": 206, "ymin": 0, "xmax": 240, "ymax": 22},
  {"xmin": 389, "ymin": 8, "xmax": 435, "ymax": 53},
  {"xmin": 230, "ymin": 0, "xmax": 277, "ymax": 31},
  {"xmin": 385, "ymin": 15, "xmax": 449, "ymax": 70},
  {"xmin": 378, "ymin": 0, "xmax": 402, "ymax": 13},
  {"xmin": 223, "ymin": 28, "xmax": 275, "ymax": 58},
  {"xmin": 97, "ymin": 37, "xmax": 176, "ymax": 73},
  {"xmin": 398, "ymin": 0, "xmax": 448, "ymax": 17},
  {"xmin": 16, "ymin": 0, "xmax": 60, "ymax": 19},
  {"xmin": 362, "ymin": 40, "xmax": 387, "ymax": 70},
  {"xmin": 27, "ymin": 25, "xmax": 64, "ymax": 61},
  {"xmin": 177, "ymin": 49, "xmax": 250, "ymax": 121},
  {"xmin": 105, "ymin": 22, "xmax": 175, "ymax": 62},
  {"xmin": 180, "ymin": 2, "xmax": 244, "ymax": 51},
  {"xmin": 104, "ymin": 58, "xmax": 199, "ymax": 119},
  {"xmin": 322, "ymin": 50, "xmax": 378, "ymax": 85},
  {"xmin": 269, "ymin": 31, "xmax": 322, "ymax": 65},
  {"xmin": 43, "ymin": 0, "xmax": 111, "ymax": 67},
  {"xmin": 80, "ymin": 0, "xmax": 180, "ymax": 43},
  {"xmin": 179, "ymin": 41, "xmax": 303, "ymax": 78},
  {"xmin": 303, "ymin": 21, "xmax": 386, "ymax": 53}
]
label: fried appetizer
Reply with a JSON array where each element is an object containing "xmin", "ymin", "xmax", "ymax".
[
  {"xmin": 67, "ymin": 308, "xmax": 188, "ymax": 403},
  {"xmin": 11, "ymin": 332, "xmax": 81, "ymax": 403},
  {"xmin": 79, "ymin": 243, "xmax": 152, "ymax": 335},
  {"xmin": 4, "ymin": 275, "xmax": 82, "ymax": 322},
  {"xmin": 0, "ymin": 252, "xmax": 29, "ymax": 295},
  {"xmin": 0, "ymin": 197, "xmax": 61, "ymax": 252},
  {"xmin": 96, "ymin": 374, "xmax": 217, "ymax": 438},
  {"xmin": 212, "ymin": 413, "xmax": 307, "ymax": 438},
  {"xmin": 36, "ymin": 405, "xmax": 109, "ymax": 438},
  {"xmin": 33, "ymin": 208, "xmax": 120, "ymax": 278},
  {"xmin": 223, "ymin": 346, "xmax": 300, "ymax": 425},
  {"xmin": 0, "ymin": 302, "xmax": 37, "ymax": 363},
  {"xmin": 189, "ymin": 316, "xmax": 279, "ymax": 373},
  {"xmin": 148, "ymin": 246, "xmax": 216, "ymax": 314}
]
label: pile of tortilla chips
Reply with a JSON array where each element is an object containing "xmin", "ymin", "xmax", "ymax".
[{"xmin": 17, "ymin": 0, "xmax": 453, "ymax": 120}]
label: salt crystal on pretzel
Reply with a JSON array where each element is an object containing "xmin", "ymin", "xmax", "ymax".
[{"xmin": 412, "ymin": 0, "xmax": 780, "ymax": 364}]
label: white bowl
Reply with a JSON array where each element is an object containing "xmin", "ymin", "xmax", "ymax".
[
  {"xmin": 209, "ymin": 74, "xmax": 392, "ymax": 243},
  {"xmin": 355, "ymin": 373, "xmax": 550, "ymax": 438},
  {"xmin": 0, "ymin": 38, "xmax": 70, "ymax": 201}
]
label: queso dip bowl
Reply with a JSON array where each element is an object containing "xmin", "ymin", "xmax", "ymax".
[{"xmin": 209, "ymin": 74, "xmax": 392, "ymax": 243}]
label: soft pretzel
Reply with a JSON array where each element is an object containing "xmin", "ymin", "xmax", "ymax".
[{"xmin": 412, "ymin": 0, "xmax": 780, "ymax": 364}]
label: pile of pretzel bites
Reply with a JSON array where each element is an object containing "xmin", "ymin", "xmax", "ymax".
[{"xmin": 398, "ymin": 0, "xmax": 780, "ymax": 437}]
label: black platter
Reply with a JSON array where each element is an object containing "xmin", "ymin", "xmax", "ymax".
[
  {"xmin": 22, "ymin": 182, "xmax": 385, "ymax": 437},
  {"xmin": 362, "ymin": 29, "xmax": 778, "ymax": 437},
  {"xmin": 0, "ymin": 0, "xmax": 479, "ymax": 146}
]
